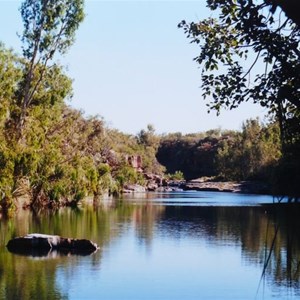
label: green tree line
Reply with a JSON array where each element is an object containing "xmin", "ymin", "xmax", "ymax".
[
  {"xmin": 0, "ymin": 0, "xmax": 164, "ymax": 212},
  {"xmin": 157, "ymin": 119, "xmax": 282, "ymax": 185},
  {"xmin": 0, "ymin": 41, "xmax": 163, "ymax": 211}
]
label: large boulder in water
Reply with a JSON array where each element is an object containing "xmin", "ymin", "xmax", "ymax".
[{"xmin": 6, "ymin": 233, "xmax": 98, "ymax": 256}]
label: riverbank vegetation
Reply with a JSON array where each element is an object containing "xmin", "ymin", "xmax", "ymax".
[
  {"xmin": 179, "ymin": 0, "xmax": 300, "ymax": 200},
  {"xmin": 0, "ymin": 0, "xmax": 299, "ymax": 212},
  {"xmin": 0, "ymin": 0, "xmax": 163, "ymax": 212},
  {"xmin": 157, "ymin": 119, "xmax": 282, "ymax": 184}
]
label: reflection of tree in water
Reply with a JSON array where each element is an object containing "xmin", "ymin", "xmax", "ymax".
[
  {"xmin": 214, "ymin": 204, "xmax": 300, "ymax": 294},
  {"xmin": 258, "ymin": 205, "xmax": 300, "ymax": 292},
  {"xmin": 161, "ymin": 205, "xmax": 300, "ymax": 293},
  {"xmin": 0, "ymin": 212, "xmax": 69, "ymax": 300},
  {"xmin": 0, "ymin": 253, "xmax": 68, "ymax": 300},
  {"xmin": 1, "ymin": 201, "xmax": 300, "ymax": 297},
  {"xmin": 132, "ymin": 204, "xmax": 165, "ymax": 249},
  {"xmin": 0, "ymin": 202, "xmax": 135, "ymax": 300},
  {"xmin": 119, "ymin": 193, "xmax": 167, "ymax": 249}
]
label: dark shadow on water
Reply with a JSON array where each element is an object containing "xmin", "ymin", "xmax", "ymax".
[{"xmin": 6, "ymin": 246, "xmax": 98, "ymax": 258}]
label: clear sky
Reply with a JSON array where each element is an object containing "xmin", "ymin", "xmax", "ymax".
[{"xmin": 0, "ymin": 0, "xmax": 268, "ymax": 135}]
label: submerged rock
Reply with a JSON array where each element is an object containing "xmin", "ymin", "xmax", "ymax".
[{"xmin": 6, "ymin": 233, "xmax": 98, "ymax": 256}]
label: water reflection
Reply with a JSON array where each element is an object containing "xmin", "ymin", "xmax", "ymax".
[
  {"xmin": 0, "ymin": 193, "xmax": 299, "ymax": 299},
  {"xmin": 7, "ymin": 246, "xmax": 99, "ymax": 258},
  {"xmin": 161, "ymin": 204, "xmax": 300, "ymax": 292}
]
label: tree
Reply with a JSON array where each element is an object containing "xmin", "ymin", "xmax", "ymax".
[
  {"xmin": 0, "ymin": 51, "xmax": 76, "ymax": 208},
  {"xmin": 268, "ymin": 0, "xmax": 300, "ymax": 27},
  {"xmin": 137, "ymin": 124, "xmax": 159, "ymax": 148},
  {"xmin": 136, "ymin": 124, "xmax": 164, "ymax": 174},
  {"xmin": 179, "ymin": 0, "xmax": 300, "ymax": 197},
  {"xmin": 17, "ymin": 0, "xmax": 85, "ymax": 138},
  {"xmin": 178, "ymin": 0, "xmax": 299, "ymax": 145},
  {"xmin": 216, "ymin": 119, "xmax": 281, "ymax": 181}
]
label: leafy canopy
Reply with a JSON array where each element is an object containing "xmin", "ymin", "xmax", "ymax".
[
  {"xmin": 17, "ymin": 0, "xmax": 85, "ymax": 137},
  {"xmin": 20, "ymin": 0, "xmax": 85, "ymax": 61},
  {"xmin": 178, "ymin": 0, "xmax": 300, "ymax": 146}
]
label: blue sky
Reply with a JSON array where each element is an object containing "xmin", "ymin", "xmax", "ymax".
[{"xmin": 0, "ymin": 0, "xmax": 268, "ymax": 135}]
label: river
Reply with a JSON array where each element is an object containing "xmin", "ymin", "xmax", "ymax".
[{"xmin": 0, "ymin": 191, "xmax": 299, "ymax": 299}]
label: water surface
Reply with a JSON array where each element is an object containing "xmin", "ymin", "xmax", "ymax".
[{"xmin": 1, "ymin": 191, "xmax": 299, "ymax": 299}]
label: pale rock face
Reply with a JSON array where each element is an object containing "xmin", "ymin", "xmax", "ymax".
[
  {"xmin": 126, "ymin": 155, "xmax": 142, "ymax": 170},
  {"xmin": 123, "ymin": 184, "xmax": 146, "ymax": 193},
  {"xmin": 26, "ymin": 233, "xmax": 61, "ymax": 247}
]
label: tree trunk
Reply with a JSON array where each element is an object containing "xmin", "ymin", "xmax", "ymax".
[{"xmin": 269, "ymin": 0, "xmax": 300, "ymax": 27}]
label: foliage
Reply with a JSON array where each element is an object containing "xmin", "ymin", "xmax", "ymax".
[
  {"xmin": 0, "ymin": 1, "xmax": 127, "ymax": 209},
  {"xmin": 157, "ymin": 120, "xmax": 282, "ymax": 184},
  {"xmin": 216, "ymin": 119, "xmax": 281, "ymax": 181},
  {"xmin": 178, "ymin": 1, "xmax": 299, "ymax": 119},
  {"xmin": 157, "ymin": 132, "xmax": 222, "ymax": 180},
  {"xmin": 136, "ymin": 124, "xmax": 164, "ymax": 174},
  {"xmin": 179, "ymin": 0, "xmax": 300, "ymax": 197},
  {"xmin": 166, "ymin": 171, "xmax": 184, "ymax": 181},
  {"xmin": 115, "ymin": 165, "xmax": 144, "ymax": 189},
  {"xmin": 137, "ymin": 124, "xmax": 159, "ymax": 148},
  {"xmin": 1, "ymin": 0, "xmax": 295, "ymax": 211},
  {"xmin": 0, "ymin": 40, "xmax": 166, "ymax": 210},
  {"xmin": 0, "ymin": 44, "xmax": 114, "ymax": 208},
  {"xmin": 17, "ymin": 0, "xmax": 85, "ymax": 137}
]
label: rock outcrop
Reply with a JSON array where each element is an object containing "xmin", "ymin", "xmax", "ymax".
[
  {"xmin": 183, "ymin": 180, "xmax": 270, "ymax": 194},
  {"xmin": 126, "ymin": 155, "xmax": 143, "ymax": 170},
  {"xmin": 144, "ymin": 173, "xmax": 163, "ymax": 191},
  {"xmin": 123, "ymin": 184, "xmax": 146, "ymax": 193},
  {"xmin": 6, "ymin": 233, "xmax": 98, "ymax": 256}
]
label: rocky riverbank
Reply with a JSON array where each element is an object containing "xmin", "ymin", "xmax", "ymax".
[
  {"xmin": 182, "ymin": 179, "xmax": 270, "ymax": 194},
  {"xmin": 122, "ymin": 175, "xmax": 270, "ymax": 195}
]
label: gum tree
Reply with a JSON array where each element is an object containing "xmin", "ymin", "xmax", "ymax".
[{"xmin": 17, "ymin": 0, "xmax": 85, "ymax": 138}]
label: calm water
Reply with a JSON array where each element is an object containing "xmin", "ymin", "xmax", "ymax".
[{"xmin": 1, "ymin": 191, "xmax": 300, "ymax": 300}]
